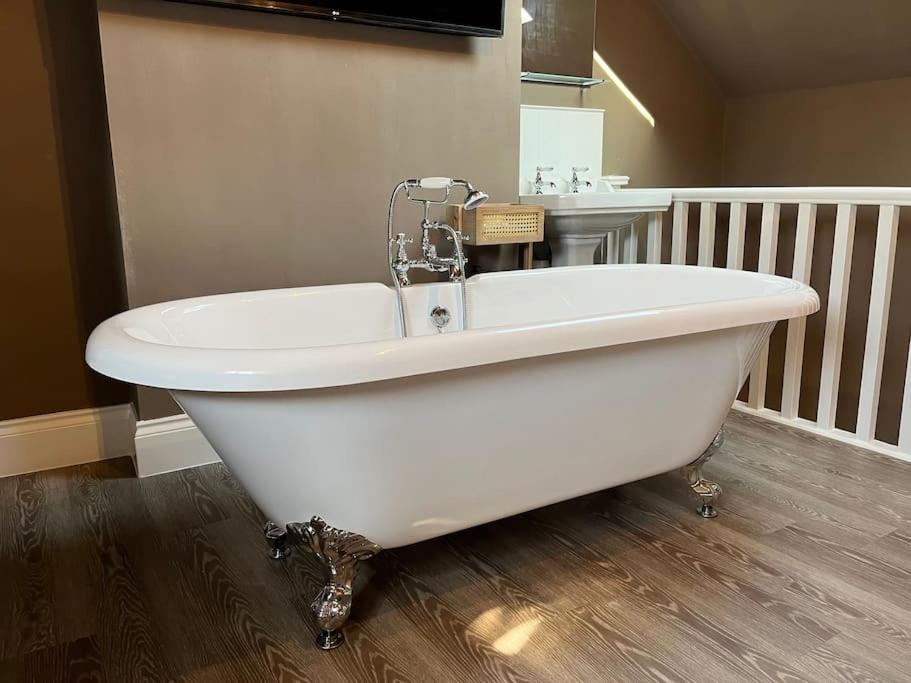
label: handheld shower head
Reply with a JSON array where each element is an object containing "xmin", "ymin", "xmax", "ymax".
[
  {"xmin": 450, "ymin": 179, "xmax": 488, "ymax": 211},
  {"xmin": 463, "ymin": 187, "xmax": 489, "ymax": 211}
]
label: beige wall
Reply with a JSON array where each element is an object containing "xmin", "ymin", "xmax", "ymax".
[
  {"xmin": 723, "ymin": 77, "xmax": 911, "ymax": 443},
  {"xmin": 521, "ymin": 0, "xmax": 725, "ymax": 188},
  {"xmin": 0, "ymin": 0, "xmax": 128, "ymax": 421},
  {"xmin": 98, "ymin": 0, "xmax": 522, "ymax": 419}
]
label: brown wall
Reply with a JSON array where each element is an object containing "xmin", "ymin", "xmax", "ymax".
[
  {"xmin": 0, "ymin": 0, "xmax": 129, "ymax": 421},
  {"xmin": 724, "ymin": 78, "xmax": 911, "ymax": 186},
  {"xmin": 98, "ymin": 0, "xmax": 522, "ymax": 419},
  {"xmin": 654, "ymin": 0, "xmax": 911, "ymax": 96},
  {"xmin": 521, "ymin": 0, "xmax": 725, "ymax": 187},
  {"xmin": 723, "ymin": 77, "xmax": 911, "ymax": 443}
]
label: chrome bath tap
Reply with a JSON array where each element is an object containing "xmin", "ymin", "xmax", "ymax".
[
  {"xmin": 390, "ymin": 218, "xmax": 467, "ymax": 285},
  {"xmin": 387, "ymin": 177, "xmax": 488, "ymax": 337}
]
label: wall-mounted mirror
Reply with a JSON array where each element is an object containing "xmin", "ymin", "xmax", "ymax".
[{"xmin": 521, "ymin": 0, "xmax": 601, "ymax": 86}]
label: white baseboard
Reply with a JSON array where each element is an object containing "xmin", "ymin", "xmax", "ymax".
[
  {"xmin": 134, "ymin": 413, "xmax": 220, "ymax": 477},
  {"xmin": 732, "ymin": 403, "xmax": 911, "ymax": 464},
  {"xmin": 0, "ymin": 404, "xmax": 136, "ymax": 478}
]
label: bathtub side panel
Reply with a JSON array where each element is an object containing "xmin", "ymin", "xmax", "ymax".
[{"xmin": 175, "ymin": 325, "xmax": 763, "ymax": 548}]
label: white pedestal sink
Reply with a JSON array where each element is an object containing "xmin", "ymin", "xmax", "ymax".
[{"xmin": 520, "ymin": 189, "xmax": 673, "ymax": 266}]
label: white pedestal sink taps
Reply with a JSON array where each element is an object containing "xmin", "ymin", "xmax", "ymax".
[{"xmin": 520, "ymin": 189, "xmax": 673, "ymax": 266}]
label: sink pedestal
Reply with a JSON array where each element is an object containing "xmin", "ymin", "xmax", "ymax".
[
  {"xmin": 520, "ymin": 189, "xmax": 673, "ymax": 268},
  {"xmin": 549, "ymin": 235, "xmax": 605, "ymax": 267}
]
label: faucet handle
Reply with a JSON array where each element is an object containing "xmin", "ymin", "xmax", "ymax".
[
  {"xmin": 572, "ymin": 166, "xmax": 590, "ymax": 172},
  {"xmin": 393, "ymin": 232, "xmax": 412, "ymax": 260},
  {"xmin": 445, "ymin": 230, "xmax": 469, "ymax": 242},
  {"xmin": 536, "ymin": 165, "xmax": 554, "ymax": 173}
]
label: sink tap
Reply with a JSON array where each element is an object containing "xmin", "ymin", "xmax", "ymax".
[
  {"xmin": 570, "ymin": 167, "xmax": 593, "ymax": 193},
  {"xmin": 533, "ymin": 166, "xmax": 557, "ymax": 194},
  {"xmin": 387, "ymin": 177, "xmax": 488, "ymax": 337}
]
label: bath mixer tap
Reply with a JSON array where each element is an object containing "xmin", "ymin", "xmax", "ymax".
[
  {"xmin": 390, "ymin": 221, "xmax": 466, "ymax": 284},
  {"xmin": 533, "ymin": 166, "xmax": 557, "ymax": 194},
  {"xmin": 570, "ymin": 167, "xmax": 593, "ymax": 193},
  {"xmin": 387, "ymin": 177, "xmax": 488, "ymax": 337}
]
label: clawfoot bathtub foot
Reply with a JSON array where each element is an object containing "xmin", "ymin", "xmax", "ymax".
[
  {"xmin": 263, "ymin": 521, "xmax": 290, "ymax": 560},
  {"xmin": 681, "ymin": 430, "xmax": 725, "ymax": 518},
  {"xmin": 287, "ymin": 517, "xmax": 381, "ymax": 650}
]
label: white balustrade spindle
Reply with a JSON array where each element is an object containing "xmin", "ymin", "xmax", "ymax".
[
  {"xmin": 856, "ymin": 205, "xmax": 900, "ymax": 441},
  {"xmin": 698, "ymin": 202, "xmax": 716, "ymax": 266},
  {"xmin": 780, "ymin": 203, "xmax": 818, "ymax": 420},
  {"xmin": 626, "ymin": 225, "xmax": 640, "ymax": 264},
  {"xmin": 748, "ymin": 202, "xmax": 781, "ymax": 410},
  {"xmin": 817, "ymin": 203, "xmax": 857, "ymax": 430},
  {"xmin": 646, "ymin": 212, "xmax": 662, "ymax": 264},
  {"xmin": 672, "ymin": 202, "xmax": 688, "ymax": 265},
  {"xmin": 726, "ymin": 202, "xmax": 747, "ymax": 270}
]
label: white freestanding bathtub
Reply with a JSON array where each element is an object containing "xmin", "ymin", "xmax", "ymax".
[{"xmin": 87, "ymin": 264, "xmax": 818, "ymax": 648}]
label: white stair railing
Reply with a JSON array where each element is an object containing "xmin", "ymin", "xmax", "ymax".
[{"xmin": 614, "ymin": 187, "xmax": 911, "ymax": 463}]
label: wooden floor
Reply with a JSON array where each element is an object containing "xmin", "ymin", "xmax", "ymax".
[{"xmin": 1, "ymin": 411, "xmax": 910, "ymax": 682}]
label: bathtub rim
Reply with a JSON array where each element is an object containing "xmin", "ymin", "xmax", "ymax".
[{"xmin": 85, "ymin": 264, "xmax": 819, "ymax": 392}]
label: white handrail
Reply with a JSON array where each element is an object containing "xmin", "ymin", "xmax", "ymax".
[{"xmin": 667, "ymin": 186, "xmax": 911, "ymax": 205}]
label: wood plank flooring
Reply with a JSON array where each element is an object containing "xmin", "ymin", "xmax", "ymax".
[{"xmin": 1, "ymin": 410, "xmax": 910, "ymax": 682}]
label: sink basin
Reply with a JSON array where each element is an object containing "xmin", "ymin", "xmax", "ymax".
[{"xmin": 520, "ymin": 189, "xmax": 672, "ymax": 266}]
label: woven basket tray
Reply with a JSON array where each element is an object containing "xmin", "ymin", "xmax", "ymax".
[{"xmin": 451, "ymin": 203, "xmax": 545, "ymax": 246}]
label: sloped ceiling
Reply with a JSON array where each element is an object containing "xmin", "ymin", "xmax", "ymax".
[{"xmin": 654, "ymin": 0, "xmax": 911, "ymax": 95}]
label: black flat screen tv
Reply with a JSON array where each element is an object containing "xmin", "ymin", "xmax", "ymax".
[{"xmin": 165, "ymin": 1, "xmax": 505, "ymax": 37}]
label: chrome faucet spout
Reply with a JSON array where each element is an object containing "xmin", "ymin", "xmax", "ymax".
[
  {"xmin": 533, "ymin": 166, "xmax": 557, "ymax": 195},
  {"xmin": 570, "ymin": 166, "xmax": 593, "ymax": 193}
]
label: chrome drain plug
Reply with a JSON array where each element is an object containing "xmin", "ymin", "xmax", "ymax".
[{"xmin": 430, "ymin": 306, "xmax": 451, "ymax": 333}]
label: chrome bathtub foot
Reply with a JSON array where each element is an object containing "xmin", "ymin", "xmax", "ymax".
[
  {"xmin": 682, "ymin": 430, "xmax": 725, "ymax": 518},
  {"xmin": 287, "ymin": 517, "xmax": 381, "ymax": 651},
  {"xmin": 263, "ymin": 521, "xmax": 291, "ymax": 560}
]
